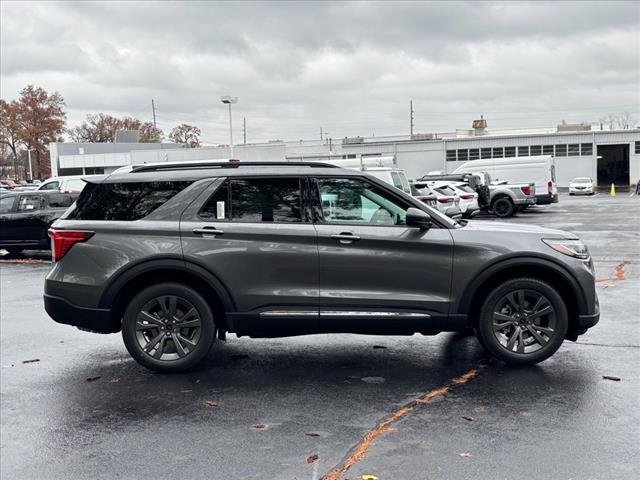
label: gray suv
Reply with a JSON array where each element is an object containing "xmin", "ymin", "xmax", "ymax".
[{"xmin": 44, "ymin": 161, "xmax": 599, "ymax": 372}]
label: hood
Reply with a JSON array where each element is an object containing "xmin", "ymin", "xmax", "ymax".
[{"xmin": 461, "ymin": 220, "xmax": 577, "ymax": 239}]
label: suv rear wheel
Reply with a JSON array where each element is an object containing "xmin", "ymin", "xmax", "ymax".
[
  {"xmin": 476, "ymin": 278, "xmax": 568, "ymax": 365},
  {"xmin": 122, "ymin": 283, "xmax": 215, "ymax": 372}
]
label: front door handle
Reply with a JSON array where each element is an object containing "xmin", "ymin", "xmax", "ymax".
[
  {"xmin": 193, "ymin": 227, "xmax": 224, "ymax": 236},
  {"xmin": 330, "ymin": 232, "xmax": 361, "ymax": 244}
]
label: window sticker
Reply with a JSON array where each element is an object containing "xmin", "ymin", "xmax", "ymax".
[{"xmin": 216, "ymin": 201, "xmax": 225, "ymax": 219}]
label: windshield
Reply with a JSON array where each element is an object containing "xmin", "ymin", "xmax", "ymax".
[{"xmin": 572, "ymin": 177, "xmax": 591, "ymax": 183}]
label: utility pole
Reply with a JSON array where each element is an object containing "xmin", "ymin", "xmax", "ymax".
[
  {"xmin": 243, "ymin": 117, "xmax": 247, "ymax": 145},
  {"xmin": 27, "ymin": 149, "xmax": 33, "ymax": 181},
  {"xmin": 151, "ymin": 99, "xmax": 157, "ymax": 129},
  {"xmin": 410, "ymin": 99, "xmax": 414, "ymax": 136}
]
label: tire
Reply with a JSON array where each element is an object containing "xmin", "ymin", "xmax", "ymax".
[
  {"xmin": 492, "ymin": 197, "xmax": 515, "ymax": 218},
  {"xmin": 476, "ymin": 278, "xmax": 568, "ymax": 365},
  {"xmin": 122, "ymin": 283, "xmax": 216, "ymax": 372},
  {"xmin": 569, "ymin": 193, "xmax": 574, "ymax": 196}
]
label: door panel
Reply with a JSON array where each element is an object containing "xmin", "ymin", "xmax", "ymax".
[
  {"xmin": 3, "ymin": 194, "xmax": 46, "ymax": 246},
  {"xmin": 316, "ymin": 224, "xmax": 453, "ymax": 313},
  {"xmin": 180, "ymin": 177, "xmax": 319, "ymax": 316},
  {"xmin": 314, "ymin": 176, "xmax": 454, "ymax": 319}
]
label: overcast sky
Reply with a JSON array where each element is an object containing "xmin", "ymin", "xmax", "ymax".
[{"xmin": 1, "ymin": 1, "xmax": 639, "ymax": 144}]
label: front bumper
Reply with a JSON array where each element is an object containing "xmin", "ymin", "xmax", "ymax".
[
  {"xmin": 569, "ymin": 187, "xmax": 593, "ymax": 194},
  {"xmin": 44, "ymin": 294, "xmax": 118, "ymax": 333}
]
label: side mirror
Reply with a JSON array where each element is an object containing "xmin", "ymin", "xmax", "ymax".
[{"xmin": 406, "ymin": 207, "xmax": 432, "ymax": 230}]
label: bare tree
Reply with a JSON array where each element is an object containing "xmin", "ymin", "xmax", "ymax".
[
  {"xmin": 599, "ymin": 112, "xmax": 638, "ymax": 130},
  {"xmin": 169, "ymin": 124, "xmax": 201, "ymax": 147},
  {"xmin": 69, "ymin": 114, "xmax": 164, "ymax": 143}
]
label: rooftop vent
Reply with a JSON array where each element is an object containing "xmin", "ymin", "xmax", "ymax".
[
  {"xmin": 410, "ymin": 133, "xmax": 435, "ymax": 141},
  {"xmin": 557, "ymin": 121, "xmax": 591, "ymax": 132},
  {"xmin": 114, "ymin": 130, "xmax": 140, "ymax": 143},
  {"xmin": 472, "ymin": 115, "xmax": 487, "ymax": 130}
]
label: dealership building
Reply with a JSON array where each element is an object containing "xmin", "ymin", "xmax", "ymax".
[{"xmin": 49, "ymin": 121, "xmax": 640, "ymax": 188}]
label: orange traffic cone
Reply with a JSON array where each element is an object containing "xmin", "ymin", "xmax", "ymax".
[{"xmin": 610, "ymin": 183, "xmax": 616, "ymax": 197}]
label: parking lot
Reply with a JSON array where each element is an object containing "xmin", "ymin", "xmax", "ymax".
[{"xmin": 1, "ymin": 192, "xmax": 638, "ymax": 480}]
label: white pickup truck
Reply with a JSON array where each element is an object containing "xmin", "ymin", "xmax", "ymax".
[{"xmin": 420, "ymin": 171, "xmax": 536, "ymax": 218}]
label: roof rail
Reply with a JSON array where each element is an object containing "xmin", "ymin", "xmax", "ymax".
[{"xmin": 130, "ymin": 160, "xmax": 340, "ymax": 173}]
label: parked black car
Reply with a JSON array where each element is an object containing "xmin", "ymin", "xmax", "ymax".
[{"xmin": 0, "ymin": 190, "xmax": 78, "ymax": 255}]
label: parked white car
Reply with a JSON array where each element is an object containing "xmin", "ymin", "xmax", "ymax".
[
  {"xmin": 449, "ymin": 182, "xmax": 480, "ymax": 218},
  {"xmin": 38, "ymin": 175, "xmax": 102, "ymax": 193},
  {"xmin": 422, "ymin": 181, "xmax": 479, "ymax": 218},
  {"xmin": 569, "ymin": 177, "xmax": 595, "ymax": 195},
  {"xmin": 411, "ymin": 181, "xmax": 462, "ymax": 218}
]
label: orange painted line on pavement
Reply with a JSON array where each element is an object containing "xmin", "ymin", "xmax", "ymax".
[{"xmin": 322, "ymin": 365, "xmax": 486, "ymax": 480}]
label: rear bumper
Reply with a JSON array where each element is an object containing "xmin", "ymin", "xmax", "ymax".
[
  {"xmin": 44, "ymin": 294, "xmax": 118, "ymax": 333},
  {"xmin": 535, "ymin": 193, "xmax": 559, "ymax": 205}
]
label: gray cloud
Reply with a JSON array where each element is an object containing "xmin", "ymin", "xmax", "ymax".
[{"xmin": 1, "ymin": 0, "xmax": 638, "ymax": 143}]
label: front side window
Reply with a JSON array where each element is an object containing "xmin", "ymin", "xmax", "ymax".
[
  {"xmin": 0, "ymin": 196, "xmax": 15, "ymax": 214},
  {"xmin": 68, "ymin": 181, "xmax": 192, "ymax": 221},
  {"xmin": 201, "ymin": 178, "xmax": 302, "ymax": 223},
  {"xmin": 17, "ymin": 195, "xmax": 43, "ymax": 212},
  {"xmin": 317, "ymin": 178, "xmax": 407, "ymax": 226}
]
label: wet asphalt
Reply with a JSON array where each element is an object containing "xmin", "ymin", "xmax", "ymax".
[{"xmin": 1, "ymin": 192, "xmax": 639, "ymax": 480}]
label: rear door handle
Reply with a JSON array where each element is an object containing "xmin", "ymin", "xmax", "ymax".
[
  {"xmin": 193, "ymin": 227, "xmax": 224, "ymax": 236},
  {"xmin": 330, "ymin": 232, "xmax": 361, "ymax": 244}
]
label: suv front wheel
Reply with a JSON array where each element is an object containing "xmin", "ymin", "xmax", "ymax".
[
  {"xmin": 122, "ymin": 283, "xmax": 216, "ymax": 372},
  {"xmin": 476, "ymin": 278, "xmax": 568, "ymax": 365}
]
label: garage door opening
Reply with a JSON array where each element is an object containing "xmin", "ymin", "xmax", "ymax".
[{"xmin": 597, "ymin": 144, "xmax": 629, "ymax": 190}]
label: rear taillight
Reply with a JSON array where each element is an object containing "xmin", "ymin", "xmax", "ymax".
[
  {"xmin": 520, "ymin": 185, "xmax": 532, "ymax": 196},
  {"xmin": 437, "ymin": 196, "xmax": 454, "ymax": 204},
  {"xmin": 48, "ymin": 229, "xmax": 93, "ymax": 261},
  {"xmin": 548, "ymin": 181, "xmax": 553, "ymax": 194},
  {"xmin": 460, "ymin": 194, "xmax": 474, "ymax": 200}
]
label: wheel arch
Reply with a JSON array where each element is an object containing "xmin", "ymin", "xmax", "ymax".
[
  {"xmin": 459, "ymin": 256, "xmax": 585, "ymax": 338},
  {"xmin": 99, "ymin": 258, "xmax": 236, "ymax": 333}
]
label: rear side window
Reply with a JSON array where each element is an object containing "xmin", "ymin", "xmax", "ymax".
[
  {"xmin": 17, "ymin": 195, "xmax": 43, "ymax": 212},
  {"xmin": 39, "ymin": 181, "xmax": 59, "ymax": 191},
  {"xmin": 68, "ymin": 182, "xmax": 192, "ymax": 221},
  {"xmin": 200, "ymin": 178, "xmax": 302, "ymax": 223},
  {"xmin": 66, "ymin": 179, "xmax": 86, "ymax": 192},
  {"xmin": 47, "ymin": 193, "xmax": 74, "ymax": 208}
]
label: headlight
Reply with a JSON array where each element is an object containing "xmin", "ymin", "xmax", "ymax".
[{"xmin": 542, "ymin": 239, "xmax": 589, "ymax": 259}]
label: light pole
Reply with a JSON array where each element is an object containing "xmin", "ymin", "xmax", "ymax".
[
  {"xmin": 220, "ymin": 96, "xmax": 238, "ymax": 158},
  {"xmin": 27, "ymin": 148, "xmax": 34, "ymax": 181}
]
